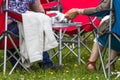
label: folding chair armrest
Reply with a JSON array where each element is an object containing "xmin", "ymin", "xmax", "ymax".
[
  {"xmin": 89, "ymin": 10, "xmax": 110, "ymax": 18},
  {"xmin": 8, "ymin": 10, "xmax": 22, "ymax": 22}
]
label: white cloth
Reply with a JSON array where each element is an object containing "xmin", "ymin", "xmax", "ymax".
[
  {"xmin": 18, "ymin": 11, "xmax": 58, "ymax": 64},
  {"xmin": 47, "ymin": 11, "xmax": 68, "ymax": 23},
  {"xmin": 93, "ymin": 15, "xmax": 110, "ymax": 46},
  {"xmin": 100, "ymin": 15, "xmax": 110, "ymax": 25}
]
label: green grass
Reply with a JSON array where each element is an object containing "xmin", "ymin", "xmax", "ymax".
[{"xmin": 0, "ymin": 35, "xmax": 120, "ymax": 80}]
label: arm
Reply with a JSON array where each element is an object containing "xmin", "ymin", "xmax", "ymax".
[
  {"xmin": 65, "ymin": 0, "xmax": 110, "ymax": 19},
  {"xmin": 30, "ymin": 0, "xmax": 45, "ymax": 13},
  {"xmin": 84, "ymin": 0, "xmax": 110, "ymax": 15}
]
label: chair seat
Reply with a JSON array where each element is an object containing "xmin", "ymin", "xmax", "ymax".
[
  {"xmin": 0, "ymin": 13, "xmax": 5, "ymax": 34},
  {"xmin": 0, "ymin": 39, "xmax": 19, "ymax": 49}
]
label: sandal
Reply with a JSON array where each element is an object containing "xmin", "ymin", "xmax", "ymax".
[
  {"xmin": 105, "ymin": 60, "xmax": 115, "ymax": 70},
  {"xmin": 87, "ymin": 60, "xmax": 97, "ymax": 71}
]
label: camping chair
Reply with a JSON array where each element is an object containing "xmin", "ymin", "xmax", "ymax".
[
  {"xmin": 50, "ymin": 0, "xmax": 101, "ymax": 65},
  {"xmin": 0, "ymin": 0, "xmax": 29, "ymax": 75},
  {"xmin": 89, "ymin": 0, "xmax": 120, "ymax": 78}
]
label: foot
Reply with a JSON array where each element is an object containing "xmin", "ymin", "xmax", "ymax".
[
  {"xmin": 38, "ymin": 62, "xmax": 57, "ymax": 70},
  {"xmin": 87, "ymin": 61, "xmax": 97, "ymax": 71}
]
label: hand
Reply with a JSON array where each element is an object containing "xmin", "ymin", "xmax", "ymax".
[
  {"xmin": 64, "ymin": 8, "xmax": 84, "ymax": 19},
  {"xmin": 7, "ymin": 19, "xmax": 13, "ymax": 24},
  {"xmin": 64, "ymin": 8, "xmax": 79, "ymax": 19}
]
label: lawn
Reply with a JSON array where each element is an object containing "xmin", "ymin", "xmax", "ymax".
[{"xmin": 0, "ymin": 35, "xmax": 120, "ymax": 80}]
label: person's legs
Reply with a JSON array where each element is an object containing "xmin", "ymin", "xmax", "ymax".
[
  {"xmin": 38, "ymin": 51, "xmax": 53, "ymax": 68},
  {"xmin": 110, "ymin": 50, "xmax": 117, "ymax": 61},
  {"xmin": 87, "ymin": 42, "xmax": 104, "ymax": 71},
  {"xmin": 7, "ymin": 22, "xmax": 20, "ymax": 67},
  {"xmin": 98, "ymin": 33, "xmax": 120, "ymax": 70},
  {"xmin": 8, "ymin": 49, "xmax": 54, "ymax": 69},
  {"xmin": 7, "ymin": 48, "xmax": 20, "ymax": 67},
  {"xmin": 87, "ymin": 42, "xmax": 118, "ymax": 71},
  {"xmin": 105, "ymin": 50, "xmax": 117, "ymax": 70}
]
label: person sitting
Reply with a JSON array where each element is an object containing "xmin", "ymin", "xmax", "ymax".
[
  {"xmin": 7, "ymin": 0, "xmax": 56, "ymax": 69},
  {"xmin": 64, "ymin": 0, "xmax": 120, "ymax": 71}
]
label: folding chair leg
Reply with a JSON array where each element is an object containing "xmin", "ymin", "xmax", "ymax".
[
  {"xmin": 8, "ymin": 50, "xmax": 30, "ymax": 74},
  {"xmin": 0, "ymin": 55, "xmax": 13, "ymax": 67},
  {"xmin": 3, "ymin": 36, "xmax": 7, "ymax": 74},
  {"xmin": 9, "ymin": 58, "xmax": 21, "ymax": 75},
  {"xmin": 94, "ymin": 31, "xmax": 107, "ymax": 78},
  {"xmin": 9, "ymin": 58, "xmax": 30, "ymax": 75},
  {"xmin": 97, "ymin": 42, "xmax": 107, "ymax": 78},
  {"xmin": 3, "ymin": 0, "xmax": 9, "ymax": 74}
]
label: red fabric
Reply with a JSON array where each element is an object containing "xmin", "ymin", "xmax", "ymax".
[
  {"xmin": 40, "ymin": 0, "xmax": 48, "ymax": 3},
  {"xmin": 0, "ymin": 11, "xmax": 19, "ymax": 49},
  {"xmin": 40, "ymin": 0, "xmax": 54, "ymax": 4},
  {"xmin": 0, "ymin": 39, "xmax": 19, "ymax": 49},
  {"xmin": 41, "ymin": 1, "xmax": 59, "ymax": 12},
  {"xmin": 54, "ymin": 0, "xmax": 101, "ymax": 34},
  {"xmin": 42, "ymin": 1, "xmax": 58, "ymax": 9},
  {"xmin": 0, "ymin": 12, "xmax": 5, "ymax": 34},
  {"xmin": 8, "ymin": 10, "xmax": 22, "ymax": 22},
  {"xmin": 0, "ymin": 0, "xmax": 2, "ymax": 6}
]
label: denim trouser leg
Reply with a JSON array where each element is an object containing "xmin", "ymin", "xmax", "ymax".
[{"xmin": 38, "ymin": 51, "xmax": 53, "ymax": 67}]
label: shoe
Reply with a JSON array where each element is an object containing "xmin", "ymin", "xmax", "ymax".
[
  {"xmin": 38, "ymin": 62, "xmax": 57, "ymax": 70},
  {"xmin": 87, "ymin": 60, "xmax": 97, "ymax": 71},
  {"xmin": 105, "ymin": 60, "xmax": 115, "ymax": 70}
]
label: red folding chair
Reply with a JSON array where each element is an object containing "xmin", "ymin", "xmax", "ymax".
[{"xmin": 0, "ymin": 0, "xmax": 29, "ymax": 75}]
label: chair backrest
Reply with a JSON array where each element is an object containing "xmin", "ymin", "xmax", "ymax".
[
  {"xmin": 0, "ymin": 12, "xmax": 19, "ymax": 49},
  {"xmin": 0, "ymin": 0, "xmax": 3, "ymax": 6},
  {"xmin": 0, "ymin": 0, "xmax": 5, "ymax": 35},
  {"xmin": 0, "ymin": 14, "xmax": 5, "ymax": 34},
  {"xmin": 0, "ymin": 1, "xmax": 19, "ymax": 49},
  {"xmin": 61, "ymin": 0, "xmax": 101, "ymax": 32},
  {"xmin": 112, "ymin": 0, "xmax": 120, "ymax": 36}
]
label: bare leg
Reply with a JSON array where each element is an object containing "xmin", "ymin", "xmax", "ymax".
[
  {"xmin": 110, "ymin": 50, "xmax": 117, "ymax": 60},
  {"xmin": 89, "ymin": 42, "xmax": 104, "ymax": 62},
  {"xmin": 106, "ymin": 50, "xmax": 117, "ymax": 70},
  {"xmin": 87, "ymin": 42, "xmax": 104, "ymax": 71}
]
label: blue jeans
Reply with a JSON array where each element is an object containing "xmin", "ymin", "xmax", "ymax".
[{"xmin": 7, "ymin": 22, "xmax": 53, "ymax": 67}]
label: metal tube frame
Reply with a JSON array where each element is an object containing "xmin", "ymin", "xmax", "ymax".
[
  {"xmin": 3, "ymin": 0, "xmax": 8, "ymax": 74},
  {"xmin": 108, "ymin": 0, "xmax": 113, "ymax": 78}
]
